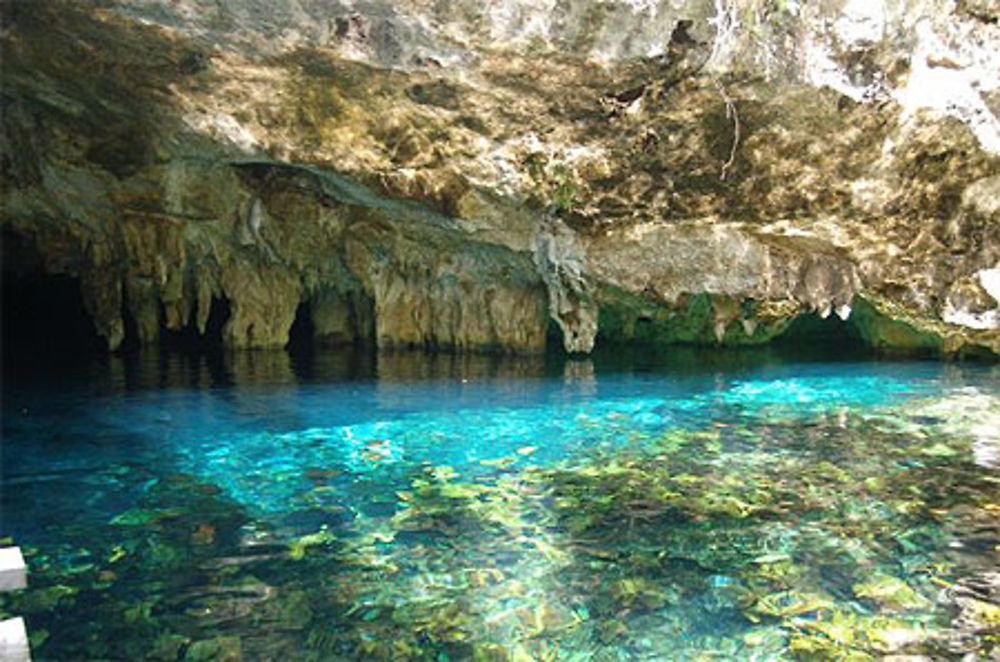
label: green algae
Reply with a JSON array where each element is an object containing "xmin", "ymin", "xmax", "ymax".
[
  {"xmin": 594, "ymin": 285, "xmax": 800, "ymax": 348},
  {"xmin": 850, "ymin": 297, "xmax": 943, "ymax": 354}
]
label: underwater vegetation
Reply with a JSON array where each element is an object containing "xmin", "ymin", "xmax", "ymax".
[{"xmin": 2, "ymin": 384, "xmax": 999, "ymax": 661}]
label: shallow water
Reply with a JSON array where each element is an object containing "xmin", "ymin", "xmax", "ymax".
[{"xmin": 2, "ymin": 347, "xmax": 999, "ymax": 661}]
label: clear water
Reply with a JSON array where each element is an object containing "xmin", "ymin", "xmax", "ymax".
[{"xmin": 2, "ymin": 347, "xmax": 999, "ymax": 661}]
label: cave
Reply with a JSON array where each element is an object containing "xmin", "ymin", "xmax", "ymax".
[
  {"xmin": 157, "ymin": 296, "xmax": 232, "ymax": 353},
  {"xmin": 774, "ymin": 310, "xmax": 871, "ymax": 357},
  {"xmin": 2, "ymin": 2, "xmax": 1000, "ymax": 660},
  {"xmin": 286, "ymin": 300, "xmax": 315, "ymax": 354},
  {"xmin": 1, "ymin": 230, "xmax": 104, "ymax": 369},
  {"xmin": 1, "ymin": 270, "xmax": 105, "ymax": 360}
]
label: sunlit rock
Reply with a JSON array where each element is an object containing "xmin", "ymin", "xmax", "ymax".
[{"xmin": 1, "ymin": 0, "xmax": 998, "ymax": 355}]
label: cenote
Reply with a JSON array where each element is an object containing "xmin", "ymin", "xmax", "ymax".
[
  {"xmin": 3, "ymin": 2, "xmax": 1000, "ymax": 660},
  {"xmin": 2, "ymin": 331, "xmax": 1000, "ymax": 661}
]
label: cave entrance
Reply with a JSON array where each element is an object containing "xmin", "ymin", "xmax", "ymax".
[
  {"xmin": 2, "ymin": 270, "xmax": 105, "ymax": 362},
  {"xmin": 774, "ymin": 310, "xmax": 871, "ymax": 358},
  {"xmin": 157, "ymin": 297, "xmax": 231, "ymax": 353},
  {"xmin": 2, "ymin": 229, "xmax": 104, "ymax": 366},
  {"xmin": 286, "ymin": 300, "xmax": 315, "ymax": 354}
]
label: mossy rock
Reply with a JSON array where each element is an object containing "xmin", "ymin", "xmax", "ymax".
[
  {"xmin": 596, "ymin": 287, "xmax": 794, "ymax": 347},
  {"xmin": 849, "ymin": 298, "xmax": 941, "ymax": 354}
]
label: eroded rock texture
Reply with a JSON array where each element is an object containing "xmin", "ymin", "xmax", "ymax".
[{"xmin": 1, "ymin": 0, "xmax": 998, "ymax": 354}]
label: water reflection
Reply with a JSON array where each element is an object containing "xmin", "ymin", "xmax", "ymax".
[{"xmin": 3, "ymin": 346, "xmax": 999, "ymax": 660}]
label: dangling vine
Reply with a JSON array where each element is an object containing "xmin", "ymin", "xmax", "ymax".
[{"xmin": 713, "ymin": 78, "xmax": 741, "ymax": 181}]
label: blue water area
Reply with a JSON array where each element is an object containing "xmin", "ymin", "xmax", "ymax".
[{"xmin": 2, "ymin": 347, "xmax": 998, "ymax": 660}]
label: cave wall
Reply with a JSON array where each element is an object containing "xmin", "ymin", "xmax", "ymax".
[{"xmin": 1, "ymin": 0, "xmax": 998, "ymax": 355}]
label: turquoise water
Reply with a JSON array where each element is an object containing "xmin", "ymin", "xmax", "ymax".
[{"xmin": 2, "ymin": 348, "xmax": 999, "ymax": 660}]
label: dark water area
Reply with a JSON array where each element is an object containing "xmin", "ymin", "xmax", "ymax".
[{"xmin": 2, "ymin": 344, "xmax": 999, "ymax": 660}]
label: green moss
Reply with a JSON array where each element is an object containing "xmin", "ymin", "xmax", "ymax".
[
  {"xmin": 523, "ymin": 153, "xmax": 582, "ymax": 212},
  {"xmin": 595, "ymin": 286, "xmax": 792, "ymax": 347},
  {"xmin": 849, "ymin": 298, "xmax": 942, "ymax": 354},
  {"xmin": 597, "ymin": 286, "xmax": 706, "ymax": 345}
]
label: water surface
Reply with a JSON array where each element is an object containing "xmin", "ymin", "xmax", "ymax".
[{"xmin": 2, "ymin": 347, "xmax": 999, "ymax": 660}]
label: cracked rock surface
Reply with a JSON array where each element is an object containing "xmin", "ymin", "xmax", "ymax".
[{"xmin": 2, "ymin": 0, "xmax": 998, "ymax": 354}]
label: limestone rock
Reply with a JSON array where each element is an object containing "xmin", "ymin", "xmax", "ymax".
[
  {"xmin": 535, "ymin": 216, "xmax": 598, "ymax": 354},
  {"xmin": 1, "ymin": 0, "xmax": 998, "ymax": 355}
]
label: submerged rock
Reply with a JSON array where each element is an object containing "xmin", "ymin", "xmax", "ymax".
[
  {"xmin": 853, "ymin": 574, "xmax": 932, "ymax": 611},
  {"xmin": 184, "ymin": 636, "xmax": 241, "ymax": 662}
]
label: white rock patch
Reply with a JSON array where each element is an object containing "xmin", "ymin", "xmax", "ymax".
[
  {"xmin": 894, "ymin": 20, "xmax": 1000, "ymax": 154},
  {"xmin": 942, "ymin": 268, "xmax": 1000, "ymax": 330},
  {"xmin": 979, "ymin": 267, "xmax": 1000, "ymax": 304},
  {"xmin": 182, "ymin": 112, "xmax": 260, "ymax": 153},
  {"xmin": 833, "ymin": 0, "xmax": 887, "ymax": 46}
]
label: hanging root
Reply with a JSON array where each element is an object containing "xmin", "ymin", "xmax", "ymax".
[{"xmin": 714, "ymin": 79, "xmax": 741, "ymax": 181}]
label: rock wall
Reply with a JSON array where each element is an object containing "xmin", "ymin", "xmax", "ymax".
[{"xmin": 1, "ymin": 0, "xmax": 998, "ymax": 355}]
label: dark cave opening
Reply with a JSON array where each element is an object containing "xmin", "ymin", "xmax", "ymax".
[
  {"xmin": 590, "ymin": 303, "xmax": 876, "ymax": 361},
  {"xmin": 774, "ymin": 311, "xmax": 872, "ymax": 357},
  {"xmin": 157, "ymin": 297, "xmax": 232, "ymax": 353},
  {"xmin": 286, "ymin": 300, "xmax": 315, "ymax": 354},
  {"xmin": 2, "ymin": 270, "xmax": 106, "ymax": 360},
  {"xmin": 2, "ymin": 229, "xmax": 105, "ymax": 369}
]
